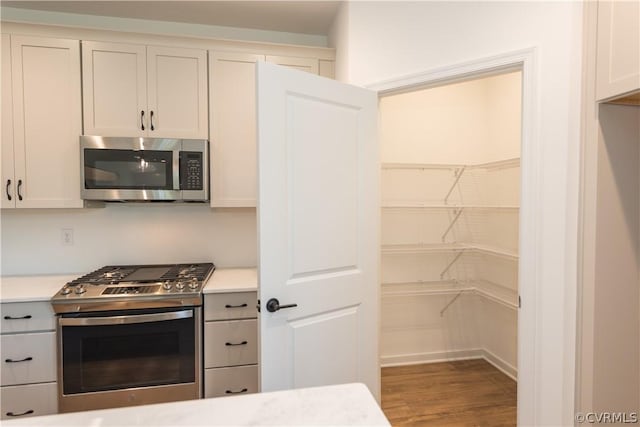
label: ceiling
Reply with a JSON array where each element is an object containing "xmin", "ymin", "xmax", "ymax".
[{"xmin": 1, "ymin": 1, "xmax": 342, "ymax": 36}]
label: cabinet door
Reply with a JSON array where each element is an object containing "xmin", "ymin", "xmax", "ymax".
[
  {"xmin": 266, "ymin": 55, "xmax": 319, "ymax": 74},
  {"xmin": 0, "ymin": 332, "xmax": 56, "ymax": 386},
  {"xmin": 147, "ymin": 46, "xmax": 207, "ymax": 139},
  {"xmin": 11, "ymin": 36, "xmax": 83, "ymax": 208},
  {"xmin": 1, "ymin": 382, "xmax": 57, "ymax": 420},
  {"xmin": 1, "ymin": 34, "xmax": 15, "ymax": 209},
  {"xmin": 209, "ymin": 51, "xmax": 264, "ymax": 207},
  {"xmin": 596, "ymin": 0, "xmax": 640, "ymax": 101},
  {"xmin": 82, "ymin": 41, "xmax": 146, "ymax": 136}
]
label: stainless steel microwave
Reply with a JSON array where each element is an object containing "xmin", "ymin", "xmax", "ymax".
[{"xmin": 80, "ymin": 136, "xmax": 208, "ymax": 202}]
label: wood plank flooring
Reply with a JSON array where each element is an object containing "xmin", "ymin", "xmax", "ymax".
[{"xmin": 381, "ymin": 359, "xmax": 517, "ymax": 426}]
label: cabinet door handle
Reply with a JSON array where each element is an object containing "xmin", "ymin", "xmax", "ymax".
[
  {"xmin": 5, "ymin": 356, "xmax": 33, "ymax": 363},
  {"xmin": 225, "ymin": 388, "xmax": 248, "ymax": 395},
  {"xmin": 3, "ymin": 315, "xmax": 32, "ymax": 320},
  {"xmin": 6, "ymin": 179, "xmax": 11, "ymax": 201},
  {"xmin": 225, "ymin": 303, "xmax": 248, "ymax": 309},
  {"xmin": 6, "ymin": 410, "xmax": 34, "ymax": 417},
  {"xmin": 225, "ymin": 341, "xmax": 248, "ymax": 346},
  {"xmin": 140, "ymin": 110, "xmax": 145, "ymax": 131},
  {"xmin": 16, "ymin": 179, "xmax": 23, "ymax": 201},
  {"xmin": 150, "ymin": 110, "xmax": 155, "ymax": 131}
]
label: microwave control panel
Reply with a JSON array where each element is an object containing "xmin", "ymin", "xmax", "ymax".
[{"xmin": 180, "ymin": 151, "xmax": 204, "ymax": 191}]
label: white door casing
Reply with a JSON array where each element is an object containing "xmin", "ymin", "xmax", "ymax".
[{"xmin": 256, "ymin": 62, "xmax": 380, "ymax": 399}]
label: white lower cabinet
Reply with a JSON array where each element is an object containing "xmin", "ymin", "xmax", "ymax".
[
  {"xmin": 204, "ymin": 365, "xmax": 259, "ymax": 398},
  {"xmin": 0, "ymin": 301, "xmax": 57, "ymax": 420},
  {"xmin": 203, "ymin": 292, "xmax": 258, "ymax": 398},
  {"xmin": 1, "ymin": 382, "xmax": 57, "ymax": 420}
]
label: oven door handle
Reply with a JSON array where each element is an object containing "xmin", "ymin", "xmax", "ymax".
[{"xmin": 59, "ymin": 310, "xmax": 193, "ymax": 326}]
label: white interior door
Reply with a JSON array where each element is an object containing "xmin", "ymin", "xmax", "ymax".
[{"xmin": 257, "ymin": 62, "xmax": 380, "ymax": 399}]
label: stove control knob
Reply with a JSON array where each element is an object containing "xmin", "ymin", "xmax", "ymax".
[
  {"xmin": 60, "ymin": 286, "xmax": 72, "ymax": 295},
  {"xmin": 74, "ymin": 284, "xmax": 86, "ymax": 295},
  {"xmin": 188, "ymin": 278, "xmax": 199, "ymax": 290},
  {"xmin": 162, "ymin": 281, "xmax": 172, "ymax": 291},
  {"xmin": 175, "ymin": 281, "xmax": 185, "ymax": 290}
]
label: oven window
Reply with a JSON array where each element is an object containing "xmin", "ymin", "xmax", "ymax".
[
  {"xmin": 84, "ymin": 149, "xmax": 173, "ymax": 190},
  {"xmin": 62, "ymin": 312, "xmax": 195, "ymax": 395}
]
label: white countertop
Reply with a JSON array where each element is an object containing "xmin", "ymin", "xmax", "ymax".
[
  {"xmin": 203, "ymin": 267, "xmax": 257, "ymax": 294},
  {"xmin": 0, "ymin": 267, "xmax": 256, "ymax": 303},
  {"xmin": 2, "ymin": 383, "xmax": 389, "ymax": 426},
  {"xmin": 0, "ymin": 274, "xmax": 79, "ymax": 303}
]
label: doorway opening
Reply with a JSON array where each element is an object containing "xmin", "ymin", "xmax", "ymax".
[{"xmin": 378, "ymin": 69, "xmax": 522, "ymax": 425}]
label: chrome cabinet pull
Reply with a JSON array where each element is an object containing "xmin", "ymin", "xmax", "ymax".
[
  {"xmin": 150, "ymin": 110, "xmax": 155, "ymax": 131},
  {"xmin": 6, "ymin": 179, "xmax": 11, "ymax": 201},
  {"xmin": 5, "ymin": 356, "xmax": 33, "ymax": 363},
  {"xmin": 3, "ymin": 315, "xmax": 32, "ymax": 320},
  {"xmin": 140, "ymin": 110, "xmax": 145, "ymax": 131},
  {"xmin": 6, "ymin": 410, "xmax": 34, "ymax": 417},
  {"xmin": 17, "ymin": 179, "xmax": 23, "ymax": 201}
]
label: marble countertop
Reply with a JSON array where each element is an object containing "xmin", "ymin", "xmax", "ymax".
[
  {"xmin": 2, "ymin": 383, "xmax": 389, "ymax": 426},
  {"xmin": 203, "ymin": 267, "xmax": 257, "ymax": 294},
  {"xmin": 0, "ymin": 274, "xmax": 79, "ymax": 303}
]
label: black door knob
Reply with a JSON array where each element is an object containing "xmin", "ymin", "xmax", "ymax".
[{"xmin": 265, "ymin": 298, "xmax": 298, "ymax": 313}]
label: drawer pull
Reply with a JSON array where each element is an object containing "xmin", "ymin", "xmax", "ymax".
[
  {"xmin": 5, "ymin": 356, "xmax": 33, "ymax": 363},
  {"xmin": 225, "ymin": 341, "xmax": 248, "ymax": 346},
  {"xmin": 225, "ymin": 303, "xmax": 248, "ymax": 308},
  {"xmin": 6, "ymin": 410, "xmax": 34, "ymax": 417},
  {"xmin": 3, "ymin": 315, "xmax": 32, "ymax": 320},
  {"xmin": 225, "ymin": 388, "xmax": 248, "ymax": 394}
]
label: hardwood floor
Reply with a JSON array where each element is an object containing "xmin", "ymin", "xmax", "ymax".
[{"xmin": 381, "ymin": 359, "xmax": 516, "ymax": 426}]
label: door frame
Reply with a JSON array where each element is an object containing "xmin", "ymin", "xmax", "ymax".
[{"xmin": 367, "ymin": 48, "xmax": 570, "ymax": 425}]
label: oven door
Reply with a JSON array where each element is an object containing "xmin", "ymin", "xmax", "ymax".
[{"xmin": 58, "ymin": 307, "xmax": 201, "ymax": 412}]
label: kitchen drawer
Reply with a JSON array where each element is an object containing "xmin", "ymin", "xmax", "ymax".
[
  {"xmin": 204, "ymin": 319, "xmax": 257, "ymax": 368},
  {"xmin": 0, "ymin": 332, "xmax": 56, "ymax": 386},
  {"xmin": 204, "ymin": 365, "xmax": 258, "ymax": 398},
  {"xmin": 1, "ymin": 302, "xmax": 55, "ymax": 333},
  {"xmin": 1, "ymin": 382, "xmax": 57, "ymax": 420},
  {"xmin": 204, "ymin": 292, "xmax": 257, "ymax": 321}
]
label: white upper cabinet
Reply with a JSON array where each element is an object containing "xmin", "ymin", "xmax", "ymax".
[
  {"xmin": 265, "ymin": 55, "xmax": 319, "ymax": 74},
  {"xmin": 4, "ymin": 35, "xmax": 83, "ymax": 209},
  {"xmin": 2, "ymin": 34, "xmax": 15, "ymax": 209},
  {"xmin": 595, "ymin": 0, "xmax": 640, "ymax": 102},
  {"xmin": 209, "ymin": 52, "xmax": 330, "ymax": 207},
  {"xmin": 82, "ymin": 41, "xmax": 207, "ymax": 138},
  {"xmin": 209, "ymin": 51, "xmax": 263, "ymax": 207}
]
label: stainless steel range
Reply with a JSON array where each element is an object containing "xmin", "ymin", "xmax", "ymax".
[{"xmin": 51, "ymin": 263, "xmax": 214, "ymax": 413}]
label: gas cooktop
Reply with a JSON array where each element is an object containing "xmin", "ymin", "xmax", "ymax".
[{"xmin": 51, "ymin": 263, "xmax": 215, "ymax": 313}]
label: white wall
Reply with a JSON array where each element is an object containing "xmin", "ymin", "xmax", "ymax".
[
  {"xmin": 379, "ymin": 72, "xmax": 521, "ymax": 165},
  {"xmin": 1, "ymin": 206, "xmax": 257, "ymax": 275},
  {"xmin": 331, "ymin": 2, "xmax": 583, "ymax": 425}
]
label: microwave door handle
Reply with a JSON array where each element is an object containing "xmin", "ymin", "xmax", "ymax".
[
  {"xmin": 173, "ymin": 150, "xmax": 180, "ymax": 191},
  {"xmin": 59, "ymin": 310, "xmax": 193, "ymax": 326}
]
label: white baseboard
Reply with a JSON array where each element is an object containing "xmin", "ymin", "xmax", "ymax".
[
  {"xmin": 381, "ymin": 348, "xmax": 518, "ymax": 381},
  {"xmin": 380, "ymin": 348, "xmax": 484, "ymax": 367},
  {"xmin": 482, "ymin": 348, "xmax": 517, "ymax": 380}
]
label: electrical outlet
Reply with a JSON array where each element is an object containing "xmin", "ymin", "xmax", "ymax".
[{"xmin": 61, "ymin": 228, "xmax": 74, "ymax": 246}]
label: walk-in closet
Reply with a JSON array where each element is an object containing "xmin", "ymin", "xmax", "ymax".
[{"xmin": 379, "ymin": 71, "xmax": 522, "ymax": 424}]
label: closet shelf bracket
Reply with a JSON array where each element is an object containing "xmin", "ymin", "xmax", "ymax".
[
  {"xmin": 441, "ymin": 208, "xmax": 464, "ymax": 242},
  {"xmin": 440, "ymin": 249, "xmax": 466, "ymax": 279},
  {"xmin": 443, "ymin": 166, "xmax": 466, "ymax": 205},
  {"xmin": 440, "ymin": 290, "xmax": 464, "ymax": 316}
]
